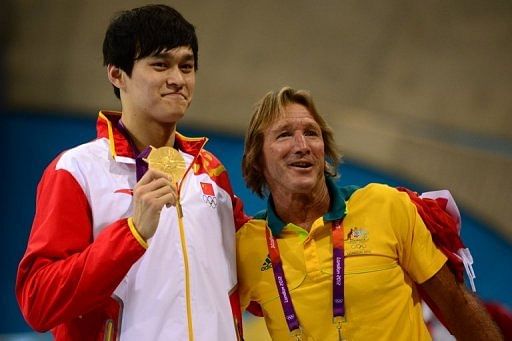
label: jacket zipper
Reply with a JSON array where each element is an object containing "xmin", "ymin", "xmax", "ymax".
[
  {"xmin": 103, "ymin": 319, "xmax": 113, "ymax": 341},
  {"xmin": 176, "ymin": 198, "xmax": 194, "ymax": 340},
  {"xmin": 175, "ymin": 137, "xmax": 208, "ymax": 341}
]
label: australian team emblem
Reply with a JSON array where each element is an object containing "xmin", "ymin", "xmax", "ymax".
[{"xmin": 345, "ymin": 227, "xmax": 370, "ymax": 255}]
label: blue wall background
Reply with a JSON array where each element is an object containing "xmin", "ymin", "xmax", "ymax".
[{"xmin": 2, "ymin": 112, "xmax": 511, "ymax": 334}]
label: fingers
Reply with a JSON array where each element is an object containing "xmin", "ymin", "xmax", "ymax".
[
  {"xmin": 131, "ymin": 169, "xmax": 179, "ymax": 240},
  {"xmin": 141, "ymin": 184, "xmax": 177, "ymax": 209},
  {"xmin": 134, "ymin": 169, "xmax": 178, "ymax": 209},
  {"xmin": 137, "ymin": 177, "xmax": 174, "ymax": 194},
  {"xmin": 137, "ymin": 168, "xmax": 175, "ymax": 186}
]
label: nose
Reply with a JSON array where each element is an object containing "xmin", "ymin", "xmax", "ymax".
[
  {"xmin": 166, "ymin": 66, "xmax": 185, "ymax": 88},
  {"xmin": 293, "ymin": 133, "xmax": 310, "ymax": 154}
]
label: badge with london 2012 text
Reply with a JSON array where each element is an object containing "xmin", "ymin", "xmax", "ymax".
[{"xmin": 144, "ymin": 146, "xmax": 186, "ymax": 184}]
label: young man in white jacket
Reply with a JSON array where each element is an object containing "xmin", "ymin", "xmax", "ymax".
[{"xmin": 17, "ymin": 5, "xmax": 247, "ymax": 340}]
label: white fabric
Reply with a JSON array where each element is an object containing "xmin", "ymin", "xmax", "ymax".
[{"xmin": 56, "ymin": 138, "xmax": 238, "ymax": 341}]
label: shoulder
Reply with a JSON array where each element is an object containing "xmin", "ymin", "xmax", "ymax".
[
  {"xmin": 55, "ymin": 138, "xmax": 108, "ymax": 172},
  {"xmin": 40, "ymin": 139, "xmax": 109, "ymax": 191},
  {"xmin": 236, "ymin": 216, "xmax": 268, "ymax": 266},
  {"xmin": 352, "ymin": 183, "xmax": 407, "ymax": 202},
  {"xmin": 358, "ymin": 182, "xmax": 397, "ymax": 194},
  {"xmin": 237, "ymin": 215, "xmax": 267, "ymax": 247},
  {"xmin": 193, "ymin": 148, "xmax": 227, "ymax": 179},
  {"xmin": 237, "ymin": 216, "xmax": 267, "ymax": 237},
  {"xmin": 198, "ymin": 149, "xmax": 224, "ymax": 168},
  {"xmin": 348, "ymin": 183, "xmax": 414, "ymax": 215}
]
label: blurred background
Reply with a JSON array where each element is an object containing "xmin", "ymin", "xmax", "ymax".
[{"xmin": 1, "ymin": 1, "xmax": 511, "ymax": 340}]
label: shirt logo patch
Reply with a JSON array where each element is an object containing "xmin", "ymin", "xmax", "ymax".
[
  {"xmin": 345, "ymin": 227, "xmax": 371, "ymax": 255},
  {"xmin": 200, "ymin": 182, "xmax": 217, "ymax": 208},
  {"xmin": 260, "ymin": 256, "xmax": 272, "ymax": 271},
  {"xmin": 114, "ymin": 188, "xmax": 133, "ymax": 196},
  {"xmin": 200, "ymin": 182, "xmax": 215, "ymax": 196}
]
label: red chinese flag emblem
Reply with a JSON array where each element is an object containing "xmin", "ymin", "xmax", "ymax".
[{"xmin": 200, "ymin": 182, "xmax": 215, "ymax": 196}]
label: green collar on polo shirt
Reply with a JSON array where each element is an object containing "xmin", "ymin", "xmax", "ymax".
[{"xmin": 258, "ymin": 176, "xmax": 359, "ymax": 237}]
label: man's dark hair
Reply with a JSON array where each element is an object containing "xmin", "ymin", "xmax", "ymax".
[{"xmin": 102, "ymin": 4, "xmax": 199, "ymax": 98}]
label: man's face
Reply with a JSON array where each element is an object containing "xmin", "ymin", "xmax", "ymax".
[
  {"xmin": 121, "ymin": 46, "xmax": 196, "ymax": 125},
  {"xmin": 261, "ymin": 103, "xmax": 325, "ymax": 197}
]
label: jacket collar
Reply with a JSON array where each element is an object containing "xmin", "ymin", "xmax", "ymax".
[{"xmin": 96, "ymin": 111, "xmax": 208, "ymax": 162}]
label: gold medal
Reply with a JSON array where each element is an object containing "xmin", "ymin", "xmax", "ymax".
[{"xmin": 144, "ymin": 146, "xmax": 186, "ymax": 184}]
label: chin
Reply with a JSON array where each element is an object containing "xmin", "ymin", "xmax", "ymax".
[
  {"xmin": 159, "ymin": 111, "xmax": 185, "ymax": 123},
  {"xmin": 295, "ymin": 176, "xmax": 325, "ymax": 191},
  {"xmin": 289, "ymin": 182, "xmax": 317, "ymax": 194}
]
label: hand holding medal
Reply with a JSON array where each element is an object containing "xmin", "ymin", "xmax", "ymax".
[
  {"xmin": 131, "ymin": 146, "xmax": 186, "ymax": 240},
  {"xmin": 143, "ymin": 145, "xmax": 186, "ymax": 218}
]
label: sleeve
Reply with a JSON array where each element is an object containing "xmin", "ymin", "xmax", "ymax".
[
  {"xmin": 396, "ymin": 191, "xmax": 447, "ymax": 284},
  {"xmin": 16, "ymin": 157, "xmax": 146, "ymax": 332},
  {"xmin": 235, "ymin": 226, "xmax": 264, "ymax": 317},
  {"xmin": 231, "ymin": 194, "xmax": 250, "ymax": 231}
]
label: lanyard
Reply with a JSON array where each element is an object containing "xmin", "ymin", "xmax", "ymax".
[
  {"xmin": 265, "ymin": 218, "xmax": 345, "ymax": 340},
  {"xmin": 116, "ymin": 120, "xmax": 150, "ymax": 181}
]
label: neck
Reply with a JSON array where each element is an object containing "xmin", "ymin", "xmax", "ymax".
[
  {"xmin": 121, "ymin": 115, "xmax": 177, "ymax": 152},
  {"xmin": 272, "ymin": 181, "xmax": 330, "ymax": 231}
]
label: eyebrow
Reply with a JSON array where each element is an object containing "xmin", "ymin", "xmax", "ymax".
[
  {"xmin": 270, "ymin": 120, "xmax": 320, "ymax": 133},
  {"xmin": 153, "ymin": 51, "xmax": 195, "ymax": 62}
]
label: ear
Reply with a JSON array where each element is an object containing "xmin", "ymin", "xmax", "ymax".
[{"xmin": 107, "ymin": 64, "xmax": 125, "ymax": 89}]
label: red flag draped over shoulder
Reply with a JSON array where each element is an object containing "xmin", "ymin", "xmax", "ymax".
[
  {"xmin": 398, "ymin": 187, "xmax": 476, "ymax": 328},
  {"xmin": 398, "ymin": 187, "xmax": 467, "ymax": 283}
]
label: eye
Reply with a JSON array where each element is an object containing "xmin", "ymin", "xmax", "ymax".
[
  {"xmin": 180, "ymin": 62, "xmax": 195, "ymax": 73},
  {"xmin": 304, "ymin": 129, "xmax": 320, "ymax": 137},
  {"xmin": 276, "ymin": 131, "xmax": 291, "ymax": 139},
  {"xmin": 152, "ymin": 62, "xmax": 168, "ymax": 70}
]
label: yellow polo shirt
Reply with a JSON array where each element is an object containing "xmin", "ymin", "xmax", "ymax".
[{"xmin": 237, "ymin": 180, "xmax": 447, "ymax": 340}]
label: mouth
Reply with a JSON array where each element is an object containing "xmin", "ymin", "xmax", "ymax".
[
  {"xmin": 162, "ymin": 92, "xmax": 187, "ymax": 100},
  {"xmin": 288, "ymin": 161, "xmax": 314, "ymax": 169}
]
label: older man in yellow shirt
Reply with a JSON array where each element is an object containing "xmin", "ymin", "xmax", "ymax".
[{"xmin": 236, "ymin": 86, "xmax": 502, "ymax": 340}]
